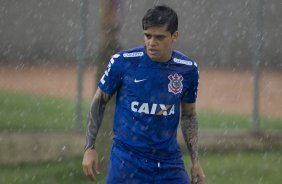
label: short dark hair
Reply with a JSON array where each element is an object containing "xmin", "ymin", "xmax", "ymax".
[{"xmin": 142, "ymin": 5, "xmax": 178, "ymax": 34}]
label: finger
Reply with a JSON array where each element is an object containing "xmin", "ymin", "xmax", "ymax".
[
  {"xmin": 83, "ymin": 164, "xmax": 96, "ymax": 181},
  {"xmin": 192, "ymin": 176, "xmax": 198, "ymax": 184},
  {"xmin": 87, "ymin": 166, "xmax": 96, "ymax": 181},
  {"xmin": 198, "ymin": 175, "xmax": 205, "ymax": 184},
  {"xmin": 194, "ymin": 175, "xmax": 205, "ymax": 184},
  {"xmin": 94, "ymin": 159, "xmax": 101, "ymax": 174},
  {"xmin": 82, "ymin": 164, "xmax": 88, "ymax": 176}
]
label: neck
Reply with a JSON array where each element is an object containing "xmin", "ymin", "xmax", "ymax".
[{"xmin": 145, "ymin": 47, "xmax": 173, "ymax": 63}]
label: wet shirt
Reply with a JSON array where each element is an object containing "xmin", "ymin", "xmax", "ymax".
[{"xmin": 98, "ymin": 46, "xmax": 199, "ymax": 162}]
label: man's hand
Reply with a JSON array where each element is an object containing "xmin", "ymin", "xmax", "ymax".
[
  {"xmin": 191, "ymin": 160, "xmax": 205, "ymax": 184},
  {"xmin": 82, "ymin": 149, "xmax": 100, "ymax": 181}
]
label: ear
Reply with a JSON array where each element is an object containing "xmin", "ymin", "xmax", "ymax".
[{"xmin": 172, "ymin": 31, "xmax": 179, "ymax": 42}]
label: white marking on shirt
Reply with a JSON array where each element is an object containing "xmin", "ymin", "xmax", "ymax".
[{"xmin": 134, "ymin": 79, "xmax": 147, "ymax": 83}]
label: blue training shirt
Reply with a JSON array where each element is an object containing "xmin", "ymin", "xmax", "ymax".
[{"xmin": 98, "ymin": 46, "xmax": 199, "ymax": 163}]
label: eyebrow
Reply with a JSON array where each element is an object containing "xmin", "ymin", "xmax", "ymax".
[{"xmin": 144, "ymin": 33, "xmax": 166, "ymax": 39}]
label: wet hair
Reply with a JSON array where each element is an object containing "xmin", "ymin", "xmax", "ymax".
[{"xmin": 142, "ymin": 5, "xmax": 178, "ymax": 34}]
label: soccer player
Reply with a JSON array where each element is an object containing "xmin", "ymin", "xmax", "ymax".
[{"xmin": 82, "ymin": 5, "xmax": 205, "ymax": 184}]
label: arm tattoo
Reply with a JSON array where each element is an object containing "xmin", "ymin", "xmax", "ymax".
[
  {"xmin": 84, "ymin": 90, "xmax": 111, "ymax": 150},
  {"xmin": 181, "ymin": 111, "xmax": 199, "ymax": 162}
]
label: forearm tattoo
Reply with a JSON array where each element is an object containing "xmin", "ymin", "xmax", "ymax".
[
  {"xmin": 84, "ymin": 91, "xmax": 110, "ymax": 150},
  {"xmin": 181, "ymin": 111, "xmax": 199, "ymax": 162}
]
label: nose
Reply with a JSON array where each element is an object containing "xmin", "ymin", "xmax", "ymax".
[{"xmin": 148, "ymin": 37, "xmax": 157, "ymax": 47}]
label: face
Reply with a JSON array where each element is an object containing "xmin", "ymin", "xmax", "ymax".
[{"xmin": 143, "ymin": 26, "xmax": 179, "ymax": 62}]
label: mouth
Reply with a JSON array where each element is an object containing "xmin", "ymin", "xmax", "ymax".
[{"xmin": 148, "ymin": 48, "xmax": 158, "ymax": 55}]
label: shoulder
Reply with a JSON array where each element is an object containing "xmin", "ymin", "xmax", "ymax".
[
  {"xmin": 120, "ymin": 46, "xmax": 145, "ymax": 59},
  {"xmin": 111, "ymin": 46, "xmax": 145, "ymax": 62},
  {"xmin": 108, "ymin": 47, "xmax": 145, "ymax": 71},
  {"xmin": 171, "ymin": 50, "xmax": 198, "ymax": 73}
]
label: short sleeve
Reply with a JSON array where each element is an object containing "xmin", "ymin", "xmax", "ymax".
[
  {"xmin": 182, "ymin": 70, "xmax": 199, "ymax": 103},
  {"xmin": 98, "ymin": 53, "xmax": 123, "ymax": 95}
]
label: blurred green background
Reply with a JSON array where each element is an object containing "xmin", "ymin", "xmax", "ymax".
[{"xmin": 0, "ymin": 91, "xmax": 281, "ymax": 184}]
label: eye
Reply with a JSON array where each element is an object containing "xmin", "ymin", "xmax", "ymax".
[
  {"xmin": 144, "ymin": 34, "xmax": 152, "ymax": 39},
  {"xmin": 155, "ymin": 35, "xmax": 165, "ymax": 41}
]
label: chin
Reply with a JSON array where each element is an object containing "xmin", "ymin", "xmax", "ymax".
[
  {"xmin": 149, "ymin": 56, "xmax": 159, "ymax": 61},
  {"xmin": 148, "ymin": 54, "xmax": 158, "ymax": 60}
]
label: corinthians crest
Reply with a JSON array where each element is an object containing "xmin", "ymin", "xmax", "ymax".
[{"xmin": 168, "ymin": 73, "xmax": 183, "ymax": 95}]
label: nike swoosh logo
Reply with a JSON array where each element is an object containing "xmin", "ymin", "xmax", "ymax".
[{"xmin": 134, "ymin": 79, "xmax": 147, "ymax": 83}]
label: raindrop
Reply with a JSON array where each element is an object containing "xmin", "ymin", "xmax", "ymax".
[
  {"xmin": 33, "ymin": 145, "xmax": 38, "ymax": 151},
  {"xmin": 100, "ymin": 156, "xmax": 104, "ymax": 162},
  {"xmin": 61, "ymin": 145, "xmax": 66, "ymax": 152},
  {"xmin": 45, "ymin": 163, "xmax": 50, "ymax": 169},
  {"xmin": 31, "ymin": 175, "xmax": 36, "ymax": 181},
  {"xmin": 57, "ymin": 157, "xmax": 62, "ymax": 162},
  {"xmin": 69, "ymin": 172, "xmax": 74, "ymax": 177}
]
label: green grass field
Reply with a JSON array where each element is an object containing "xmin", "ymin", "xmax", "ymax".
[
  {"xmin": 0, "ymin": 152, "xmax": 281, "ymax": 184},
  {"xmin": 0, "ymin": 91, "xmax": 76, "ymax": 131},
  {"xmin": 184, "ymin": 151, "xmax": 282, "ymax": 184},
  {"xmin": 1, "ymin": 90, "xmax": 281, "ymax": 131},
  {"xmin": 0, "ymin": 156, "xmax": 106, "ymax": 184},
  {"xmin": 0, "ymin": 90, "xmax": 281, "ymax": 184}
]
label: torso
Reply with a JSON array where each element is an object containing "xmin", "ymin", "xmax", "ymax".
[{"xmin": 99, "ymin": 47, "xmax": 199, "ymax": 162}]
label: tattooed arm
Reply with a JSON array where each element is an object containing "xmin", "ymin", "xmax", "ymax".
[
  {"xmin": 181, "ymin": 103, "xmax": 199, "ymax": 162},
  {"xmin": 82, "ymin": 88, "xmax": 111, "ymax": 181},
  {"xmin": 84, "ymin": 88, "xmax": 111, "ymax": 150},
  {"xmin": 181, "ymin": 102, "xmax": 205, "ymax": 184}
]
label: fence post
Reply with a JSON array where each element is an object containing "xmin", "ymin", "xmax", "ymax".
[
  {"xmin": 75, "ymin": 0, "xmax": 88, "ymax": 131},
  {"xmin": 252, "ymin": 0, "xmax": 264, "ymax": 133}
]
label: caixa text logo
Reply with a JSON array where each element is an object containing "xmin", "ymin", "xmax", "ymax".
[{"xmin": 131, "ymin": 101, "xmax": 175, "ymax": 116}]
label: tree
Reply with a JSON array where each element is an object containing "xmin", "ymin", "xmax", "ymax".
[{"xmin": 96, "ymin": 0, "xmax": 122, "ymax": 81}]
